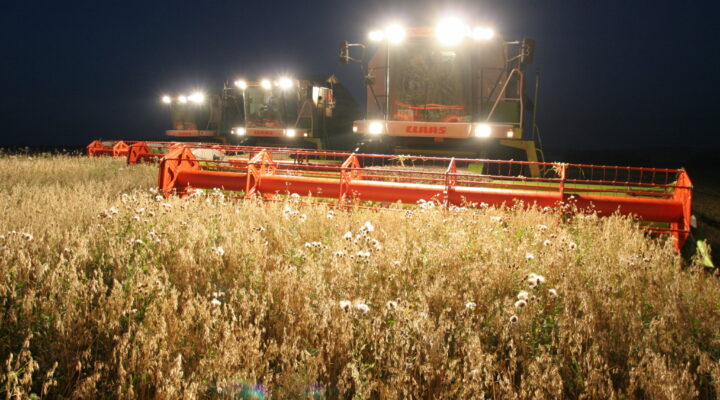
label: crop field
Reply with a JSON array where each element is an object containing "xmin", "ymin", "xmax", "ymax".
[{"xmin": 1, "ymin": 153, "xmax": 719, "ymax": 399}]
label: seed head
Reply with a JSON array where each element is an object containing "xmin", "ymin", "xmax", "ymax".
[
  {"xmin": 355, "ymin": 303, "xmax": 370, "ymax": 314},
  {"xmin": 339, "ymin": 300, "xmax": 352, "ymax": 311},
  {"xmin": 548, "ymin": 288, "xmax": 558, "ymax": 297},
  {"xmin": 517, "ymin": 291, "xmax": 529, "ymax": 301},
  {"xmin": 509, "ymin": 315, "xmax": 519, "ymax": 323},
  {"xmin": 514, "ymin": 299, "xmax": 527, "ymax": 308},
  {"xmin": 386, "ymin": 301, "xmax": 398, "ymax": 310}
]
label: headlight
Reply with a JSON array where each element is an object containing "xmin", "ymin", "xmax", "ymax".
[
  {"xmin": 233, "ymin": 127, "xmax": 246, "ymax": 136},
  {"xmin": 161, "ymin": 95, "xmax": 171, "ymax": 104},
  {"xmin": 188, "ymin": 92, "xmax": 205, "ymax": 104},
  {"xmin": 234, "ymin": 80, "xmax": 247, "ymax": 90},
  {"xmin": 475, "ymin": 124, "xmax": 491, "ymax": 137},
  {"xmin": 435, "ymin": 17, "xmax": 468, "ymax": 46},
  {"xmin": 385, "ymin": 24, "xmax": 406, "ymax": 44},
  {"xmin": 368, "ymin": 121, "xmax": 384, "ymax": 135},
  {"xmin": 471, "ymin": 27, "xmax": 494, "ymax": 40},
  {"xmin": 352, "ymin": 125, "xmax": 358, "ymax": 133},
  {"xmin": 368, "ymin": 30, "xmax": 385, "ymax": 42},
  {"xmin": 260, "ymin": 79, "xmax": 272, "ymax": 90},
  {"xmin": 178, "ymin": 95, "xmax": 188, "ymax": 104},
  {"xmin": 277, "ymin": 77, "xmax": 293, "ymax": 89},
  {"xmin": 506, "ymin": 129, "xmax": 514, "ymax": 138},
  {"xmin": 285, "ymin": 129, "xmax": 296, "ymax": 137}
]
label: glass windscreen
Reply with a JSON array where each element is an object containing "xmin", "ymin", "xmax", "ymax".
[
  {"xmin": 170, "ymin": 104, "xmax": 211, "ymax": 130},
  {"xmin": 389, "ymin": 40, "xmax": 471, "ymax": 122},
  {"xmin": 243, "ymin": 87, "xmax": 298, "ymax": 128}
]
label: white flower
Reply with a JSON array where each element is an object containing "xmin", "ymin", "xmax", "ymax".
[
  {"xmin": 514, "ymin": 299, "xmax": 527, "ymax": 308},
  {"xmin": 213, "ymin": 246, "xmax": 225, "ymax": 256},
  {"xmin": 0, "ymin": 235, "xmax": 5, "ymax": 241},
  {"xmin": 543, "ymin": 239, "xmax": 552, "ymax": 247},
  {"xmin": 356, "ymin": 250, "xmax": 371, "ymax": 258},
  {"xmin": 148, "ymin": 211, "xmax": 156, "ymax": 217},
  {"xmin": 343, "ymin": 231, "xmax": 353, "ymax": 240},
  {"xmin": 386, "ymin": 301, "xmax": 398, "ymax": 310},
  {"xmin": 568, "ymin": 242, "xmax": 578, "ymax": 250},
  {"xmin": 527, "ymin": 273, "xmax": 546, "ymax": 288},
  {"xmin": 290, "ymin": 193, "xmax": 300, "ymax": 199},
  {"xmin": 354, "ymin": 303, "xmax": 370, "ymax": 314},
  {"xmin": 155, "ymin": 195, "xmax": 164, "ymax": 201},
  {"xmin": 304, "ymin": 241, "xmax": 323, "ymax": 250},
  {"xmin": 135, "ymin": 207, "xmax": 145, "ymax": 214},
  {"xmin": 465, "ymin": 301, "xmax": 477, "ymax": 311},
  {"xmin": 525, "ymin": 253, "xmax": 535, "ymax": 261},
  {"xmin": 517, "ymin": 291, "xmax": 529, "ymax": 301},
  {"xmin": 392, "ymin": 260, "xmax": 401, "ymax": 266},
  {"xmin": 509, "ymin": 315, "xmax": 519, "ymax": 323},
  {"xmin": 333, "ymin": 251, "xmax": 346, "ymax": 257},
  {"xmin": 548, "ymin": 288, "xmax": 558, "ymax": 297},
  {"xmin": 298, "ymin": 214, "xmax": 307, "ymax": 223},
  {"xmin": 109, "ymin": 207, "xmax": 119, "ymax": 215},
  {"xmin": 161, "ymin": 203, "xmax": 172, "ymax": 209},
  {"xmin": 211, "ymin": 298, "xmax": 222, "ymax": 306},
  {"xmin": 133, "ymin": 239, "xmax": 144, "ymax": 245},
  {"xmin": 536, "ymin": 224, "xmax": 548, "ymax": 231},
  {"xmin": 360, "ymin": 221, "xmax": 375, "ymax": 233},
  {"xmin": 490, "ymin": 216, "xmax": 503, "ymax": 224},
  {"xmin": 254, "ymin": 226, "xmax": 266, "ymax": 233},
  {"xmin": 133, "ymin": 215, "xmax": 141, "ymax": 221},
  {"xmin": 339, "ymin": 300, "xmax": 352, "ymax": 311},
  {"xmin": 20, "ymin": 232, "xmax": 34, "ymax": 241},
  {"xmin": 326, "ymin": 210, "xmax": 335, "ymax": 219}
]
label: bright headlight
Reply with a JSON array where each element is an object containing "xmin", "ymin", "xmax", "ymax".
[
  {"xmin": 234, "ymin": 80, "xmax": 248, "ymax": 90},
  {"xmin": 352, "ymin": 125, "xmax": 358, "ymax": 133},
  {"xmin": 161, "ymin": 95, "xmax": 171, "ymax": 104},
  {"xmin": 285, "ymin": 129, "xmax": 296, "ymax": 137},
  {"xmin": 188, "ymin": 92, "xmax": 205, "ymax": 104},
  {"xmin": 368, "ymin": 121, "xmax": 384, "ymax": 135},
  {"xmin": 260, "ymin": 79, "xmax": 272, "ymax": 90},
  {"xmin": 368, "ymin": 30, "xmax": 385, "ymax": 42},
  {"xmin": 277, "ymin": 77, "xmax": 293, "ymax": 89},
  {"xmin": 471, "ymin": 26, "xmax": 494, "ymax": 40},
  {"xmin": 435, "ymin": 17, "xmax": 468, "ymax": 46},
  {"xmin": 233, "ymin": 127, "xmax": 246, "ymax": 136},
  {"xmin": 178, "ymin": 95, "xmax": 188, "ymax": 104},
  {"xmin": 385, "ymin": 24, "xmax": 406, "ymax": 44},
  {"xmin": 475, "ymin": 124, "xmax": 491, "ymax": 138}
]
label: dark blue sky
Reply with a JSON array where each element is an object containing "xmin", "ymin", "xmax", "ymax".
[{"xmin": 1, "ymin": 0, "xmax": 717, "ymax": 152}]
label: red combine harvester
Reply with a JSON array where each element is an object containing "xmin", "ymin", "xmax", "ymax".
[{"xmin": 157, "ymin": 144, "xmax": 693, "ymax": 250}]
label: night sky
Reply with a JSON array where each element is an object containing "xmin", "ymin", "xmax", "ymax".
[{"xmin": 1, "ymin": 1, "xmax": 717, "ymax": 158}]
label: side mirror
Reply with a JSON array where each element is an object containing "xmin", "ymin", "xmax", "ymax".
[
  {"xmin": 339, "ymin": 41, "xmax": 350, "ymax": 65},
  {"xmin": 521, "ymin": 38, "xmax": 535, "ymax": 66}
]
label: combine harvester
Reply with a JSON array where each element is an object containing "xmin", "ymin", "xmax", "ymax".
[
  {"xmin": 228, "ymin": 76, "xmax": 343, "ymax": 149},
  {"xmin": 157, "ymin": 144, "xmax": 693, "ymax": 251},
  {"xmin": 159, "ymin": 75, "xmax": 357, "ymax": 147},
  {"xmin": 340, "ymin": 16, "xmax": 543, "ymax": 171}
]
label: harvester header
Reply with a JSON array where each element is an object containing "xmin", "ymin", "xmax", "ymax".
[{"xmin": 156, "ymin": 144, "xmax": 692, "ymax": 250}]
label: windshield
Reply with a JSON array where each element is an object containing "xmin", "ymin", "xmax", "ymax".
[
  {"xmin": 243, "ymin": 87, "xmax": 298, "ymax": 128},
  {"xmin": 389, "ymin": 39, "xmax": 471, "ymax": 122}
]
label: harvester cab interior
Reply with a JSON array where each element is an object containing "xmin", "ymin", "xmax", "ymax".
[
  {"xmin": 228, "ymin": 77, "xmax": 337, "ymax": 149},
  {"xmin": 341, "ymin": 18, "xmax": 544, "ymax": 176}
]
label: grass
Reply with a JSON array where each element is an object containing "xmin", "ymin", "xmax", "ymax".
[{"xmin": 0, "ymin": 153, "xmax": 719, "ymax": 399}]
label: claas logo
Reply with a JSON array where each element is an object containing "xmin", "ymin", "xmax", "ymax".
[{"xmin": 405, "ymin": 126, "xmax": 447, "ymax": 134}]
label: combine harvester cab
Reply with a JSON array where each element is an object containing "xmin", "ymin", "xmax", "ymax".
[
  {"xmin": 340, "ymin": 18, "xmax": 542, "ymax": 172},
  {"xmin": 160, "ymin": 92, "xmax": 221, "ymax": 139},
  {"xmin": 227, "ymin": 76, "xmax": 349, "ymax": 150},
  {"xmin": 158, "ymin": 145, "xmax": 693, "ymax": 251}
]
